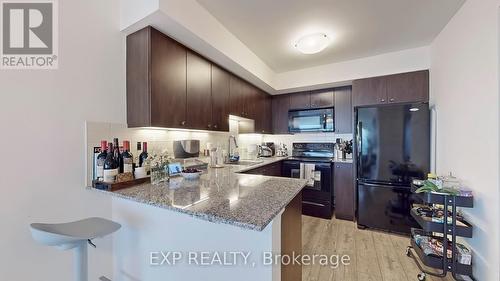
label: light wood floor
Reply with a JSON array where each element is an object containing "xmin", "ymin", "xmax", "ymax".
[{"xmin": 301, "ymin": 215, "xmax": 455, "ymax": 281}]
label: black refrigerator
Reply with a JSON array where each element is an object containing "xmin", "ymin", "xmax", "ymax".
[{"xmin": 356, "ymin": 103, "xmax": 430, "ymax": 234}]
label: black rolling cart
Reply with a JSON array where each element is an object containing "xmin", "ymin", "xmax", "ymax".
[{"xmin": 405, "ymin": 185, "xmax": 475, "ymax": 281}]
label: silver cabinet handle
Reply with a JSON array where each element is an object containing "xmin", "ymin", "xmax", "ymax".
[
  {"xmin": 389, "ymin": 98, "xmax": 395, "ymax": 102},
  {"xmin": 381, "ymin": 99, "xmax": 386, "ymax": 102},
  {"xmin": 303, "ymin": 201, "xmax": 326, "ymax": 207},
  {"xmin": 181, "ymin": 121, "xmax": 186, "ymax": 126}
]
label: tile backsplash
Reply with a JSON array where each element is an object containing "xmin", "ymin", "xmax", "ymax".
[
  {"xmin": 85, "ymin": 121, "xmax": 230, "ymax": 186},
  {"xmin": 85, "ymin": 121, "xmax": 353, "ymax": 186}
]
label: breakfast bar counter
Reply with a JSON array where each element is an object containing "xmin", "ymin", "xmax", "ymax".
[
  {"xmin": 90, "ymin": 157, "xmax": 306, "ymax": 281},
  {"xmin": 92, "ymin": 157, "xmax": 306, "ymax": 231}
]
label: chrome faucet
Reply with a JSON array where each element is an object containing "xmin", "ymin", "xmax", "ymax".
[{"xmin": 228, "ymin": 135, "xmax": 238, "ymax": 160}]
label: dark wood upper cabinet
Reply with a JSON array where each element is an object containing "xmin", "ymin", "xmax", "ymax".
[
  {"xmin": 352, "ymin": 76, "xmax": 387, "ymax": 107},
  {"xmin": 186, "ymin": 51, "xmax": 212, "ymax": 130},
  {"xmin": 126, "ymin": 27, "xmax": 151, "ymax": 127},
  {"xmin": 334, "ymin": 162, "xmax": 355, "ymax": 221},
  {"xmin": 310, "ymin": 90, "xmax": 334, "ymax": 108},
  {"xmin": 334, "ymin": 87, "xmax": 352, "ymax": 133},
  {"xmin": 246, "ymin": 84, "xmax": 260, "ymax": 120},
  {"xmin": 150, "ymin": 31, "xmax": 187, "ymax": 128},
  {"xmin": 255, "ymin": 91, "xmax": 272, "ymax": 134},
  {"xmin": 272, "ymin": 94, "xmax": 290, "ymax": 134},
  {"xmin": 127, "ymin": 27, "xmax": 188, "ymax": 128},
  {"xmin": 263, "ymin": 94, "xmax": 273, "ymax": 133},
  {"xmin": 211, "ymin": 64, "xmax": 230, "ymax": 131},
  {"xmin": 289, "ymin": 92, "xmax": 311, "ymax": 110},
  {"xmin": 229, "ymin": 76, "xmax": 246, "ymax": 117},
  {"xmin": 352, "ymin": 70, "xmax": 429, "ymax": 107},
  {"xmin": 386, "ymin": 70, "xmax": 429, "ymax": 104}
]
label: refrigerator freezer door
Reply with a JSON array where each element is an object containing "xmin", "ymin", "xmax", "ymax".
[
  {"xmin": 357, "ymin": 182, "xmax": 422, "ymax": 234},
  {"xmin": 356, "ymin": 103, "xmax": 430, "ymax": 185}
]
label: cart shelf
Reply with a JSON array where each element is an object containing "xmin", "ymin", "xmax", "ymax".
[
  {"xmin": 410, "ymin": 238, "xmax": 473, "ymax": 276},
  {"xmin": 411, "ymin": 184, "xmax": 474, "ymax": 208},
  {"xmin": 410, "ymin": 208, "xmax": 473, "ymax": 238}
]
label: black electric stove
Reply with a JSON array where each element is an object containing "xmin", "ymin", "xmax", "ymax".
[{"xmin": 282, "ymin": 143, "xmax": 335, "ymax": 219}]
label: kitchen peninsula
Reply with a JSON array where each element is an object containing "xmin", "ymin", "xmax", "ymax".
[{"xmin": 91, "ymin": 157, "xmax": 306, "ymax": 281}]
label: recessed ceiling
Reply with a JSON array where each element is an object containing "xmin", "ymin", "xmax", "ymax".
[{"xmin": 197, "ymin": 0, "xmax": 465, "ymax": 73}]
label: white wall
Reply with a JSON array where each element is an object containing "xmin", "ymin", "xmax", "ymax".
[
  {"xmin": 0, "ymin": 1, "xmax": 125, "ymax": 280},
  {"xmin": 274, "ymin": 46, "xmax": 430, "ymax": 94},
  {"xmin": 430, "ymin": 0, "xmax": 500, "ymax": 280}
]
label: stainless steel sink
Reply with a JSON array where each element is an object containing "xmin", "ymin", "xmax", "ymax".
[{"xmin": 224, "ymin": 160, "xmax": 263, "ymax": 166}]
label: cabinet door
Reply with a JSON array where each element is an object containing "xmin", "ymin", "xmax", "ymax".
[
  {"xmin": 211, "ymin": 65, "xmax": 230, "ymax": 131},
  {"xmin": 334, "ymin": 162, "xmax": 355, "ymax": 221},
  {"xmin": 255, "ymin": 91, "xmax": 272, "ymax": 134},
  {"xmin": 334, "ymin": 87, "xmax": 352, "ymax": 133},
  {"xmin": 150, "ymin": 29, "xmax": 187, "ymax": 128},
  {"xmin": 386, "ymin": 70, "xmax": 429, "ymax": 104},
  {"xmin": 126, "ymin": 27, "xmax": 151, "ymax": 127},
  {"xmin": 245, "ymin": 84, "xmax": 260, "ymax": 120},
  {"xmin": 272, "ymin": 94, "xmax": 290, "ymax": 134},
  {"xmin": 310, "ymin": 90, "xmax": 334, "ymax": 108},
  {"xmin": 267, "ymin": 161, "xmax": 282, "ymax": 176},
  {"xmin": 263, "ymin": 94, "xmax": 273, "ymax": 133},
  {"xmin": 289, "ymin": 92, "xmax": 311, "ymax": 110},
  {"xmin": 229, "ymin": 76, "xmax": 246, "ymax": 117},
  {"xmin": 186, "ymin": 51, "xmax": 212, "ymax": 130},
  {"xmin": 352, "ymin": 77, "xmax": 387, "ymax": 107}
]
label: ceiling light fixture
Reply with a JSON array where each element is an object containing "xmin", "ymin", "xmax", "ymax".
[{"xmin": 294, "ymin": 33, "xmax": 330, "ymax": 54}]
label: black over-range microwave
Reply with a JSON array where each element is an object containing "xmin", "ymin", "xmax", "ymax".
[{"xmin": 288, "ymin": 107, "xmax": 334, "ymax": 133}]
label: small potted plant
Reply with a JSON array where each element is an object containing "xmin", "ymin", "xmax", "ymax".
[{"xmin": 340, "ymin": 140, "xmax": 353, "ymax": 160}]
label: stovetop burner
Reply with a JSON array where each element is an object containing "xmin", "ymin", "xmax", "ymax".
[{"xmin": 286, "ymin": 156, "xmax": 334, "ymax": 163}]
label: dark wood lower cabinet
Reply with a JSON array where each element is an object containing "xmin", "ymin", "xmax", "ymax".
[
  {"xmin": 334, "ymin": 162, "xmax": 355, "ymax": 221},
  {"xmin": 281, "ymin": 191, "xmax": 302, "ymax": 281},
  {"xmin": 242, "ymin": 161, "xmax": 282, "ymax": 176}
]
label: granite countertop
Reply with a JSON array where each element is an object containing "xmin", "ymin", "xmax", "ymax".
[{"xmin": 91, "ymin": 157, "xmax": 307, "ymax": 231}]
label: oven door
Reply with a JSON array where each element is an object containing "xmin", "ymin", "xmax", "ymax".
[
  {"xmin": 282, "ymin": 161, "xmax": 332, "ymax": 193},
  {"xmin": 288, "ymin": 108, "xmax": 334, "ymax": 133},
  {"xmin": 283, "ymin": 160, "xmax": 333, "ymax": 219}
]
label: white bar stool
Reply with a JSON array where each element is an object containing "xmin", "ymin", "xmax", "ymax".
[{"xmin": 30, "ymin": 217, "xmax": 121, "ymax": 281}]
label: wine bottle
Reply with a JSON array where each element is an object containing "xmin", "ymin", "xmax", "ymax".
[
  {"xmin": 122, "ymin": 140, "xmax": 134, "ymax": 173},
  {"xmin": 112, "ymin": 138, "xmax": 123, "ymax": 173},
  {"xmin": 139, "ymin": 142, "xmax": 148, "ymax": 167},
  {"xmin": 103, "ymin": 143, "xmax": 118, "ymax": 183},
  {"xmin": 96, "ymin": 140, "xmax": 108, "ymax": 180}
]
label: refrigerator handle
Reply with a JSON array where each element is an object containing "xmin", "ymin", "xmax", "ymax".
[{"xmin": 356, "ymin": 121, "xmax": 362, "ymax": 176}]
